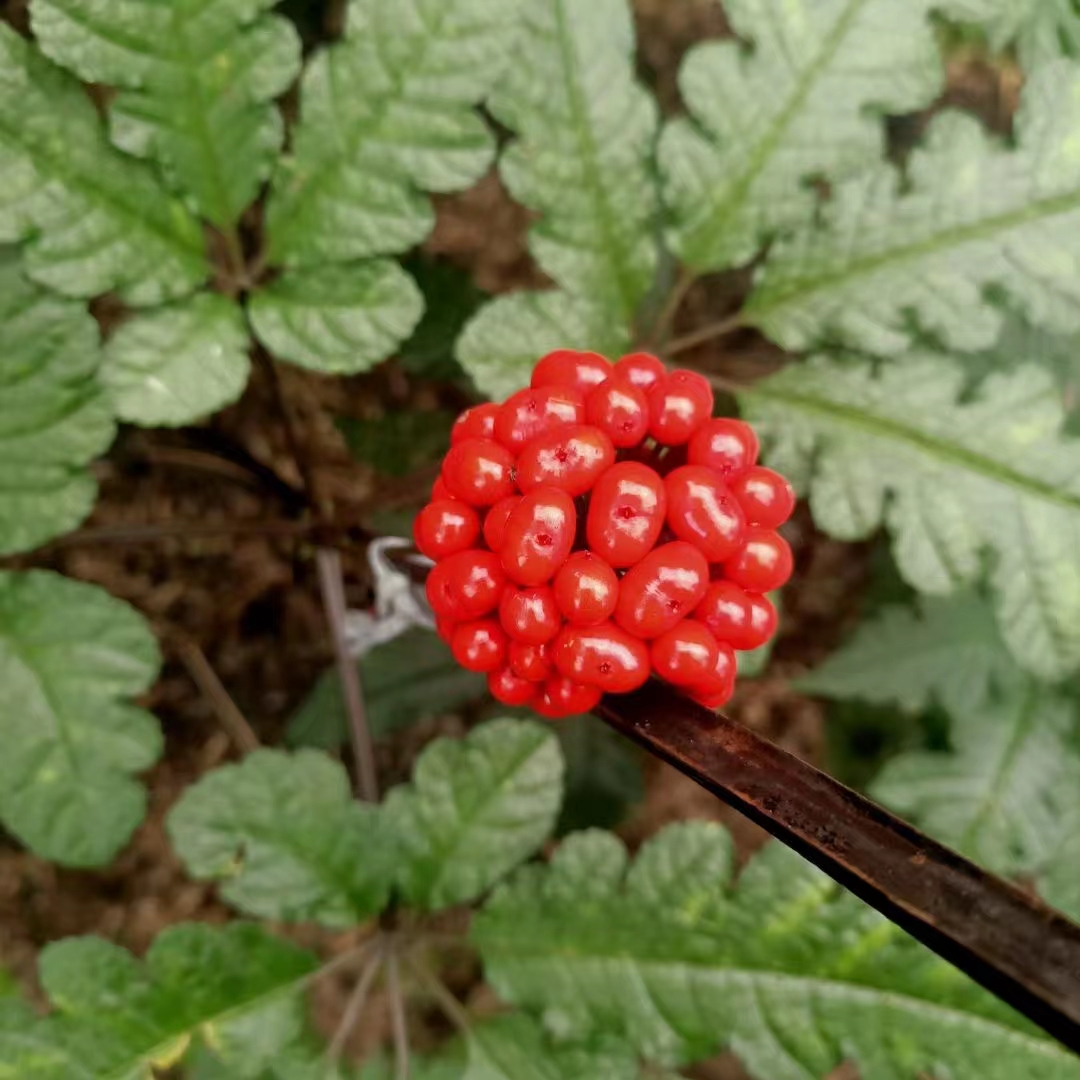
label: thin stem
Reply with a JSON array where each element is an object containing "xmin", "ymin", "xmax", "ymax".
[
  {"xmin": 409, "ymin": 960, "xmax": 472, "ymax": 1035},
  {"xmin": 387, "ymin": 952, "xmax": 411, "ymax": 1080},
  {"xmin": 316, "ymin": 548, "xmax": 379, "ymax": 802},
  {"xmin": 644, "ymin": 267, "xmax": 698, "ymax": 348},
  {"xmin": 664, "ymin": 312, "xmax": 745, "ymax": 357},
  {"xmin": 706, "ymin": 372, "xmax": 750, "ymax": 396},
  {"xmin": 326, "ymin": 946, "xmax": 384, "ymax": 1070},
  {"xmin": 176, "ymin": 638, "xmax": 260, "ymax": 753}
]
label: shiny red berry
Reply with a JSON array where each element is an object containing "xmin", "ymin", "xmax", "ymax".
[
  {"xmin": 413, "ymin": 499, "xmax": 480, "ymax": 560},
  {"xmin": 508, "ymin": 640, "xmax": 552, "ymax": 681},
  {"xmin": 585, "ymin": 378, "xmax": 650, "ymax": 448},
  {"xmin": 441, "ymin": 438, "xmax": 516, "ymax": 507},
  {"xmin": 651, "ymin": 620, "xmax": 719, "ymax": 688},
  {"xmin": 688, "ymin": 418, "xmax": 759, "ymax": 479},
  {"xmin": 553, "ymin": 551, "xmax": 619, "ymax": 626},
  {"xmin": 494, "ymin": 386, "xmax": 584, "ymax": 452},
  {"xmin": 452, "ymin": 619, "xmax": 507, "ymax": 673},
  {"xmin": 648, "ymin": 370, "xmax": 714, "ymax": 445},
  {"xmin": 488, "ymin": 667, "xmax": 538, "ymax": 706},
  {"xmin": 426, "ymin": 549, "xmax": 506, "ymax": 621},
  {"xmin": 451, "ymin": 402, "xmax": 499, "ymax": 444},
  {"xmin": 499, "ymin": 586, "xmax": 561, "ymax": 644},
  {"xmin": 723, "ymin": 528, "xmax": 793, "ymax": 593},
  {"xmin": 613, "ymin": 352, "xmax": 666, "ymax": 393},
  {"xmin": 501, "ymin": 488, "xmax": 577, "ymax": 586},
  {"xmin": 729, "ymin": 466, "xmax": 795, "ymax": 529},
  {"xmin": 743, "ymin": 592, "xmax": 779, "ymax": 651},
  {"xmin": 431, "ymin": 476, "xmax": 451, "ymax": 500},
  {"xmin": 586, "ymin": 461, "xmax": 667, "ymax": 568},
  {"xmin": 483, "ymin": 495, "xmax": 520, "ymax": 552},
  {"xmin": 435, "ymin": 615, "xmax": 457, "ymax": 643},
  {"xmin": 553, "ymin": 622, "xmax": 651, "ymax": 694},
  {"xmin": 689, "ymin": 641, "xmax": 737, "ymax": 709},
  {"xmin": 516, "ymin": 425, "xmax": 615, "ymax": 497},
  {"xmin": 535, "ymin": 675, "xmax": 603, "ymax": 718},
  {"xmin": 531, "ymin": 349, "xmax": 613, "ymax": 395},
  {"xmin": 665, "ymin": 465, "xmax": 746, "ymax": 562},
  {"xmin": 695, "ymin": 580, "xmax": 753, "ymax": 648},
  {"xmin": 614, "ymin": 541, "xmax": 710, "ymax": 639}
]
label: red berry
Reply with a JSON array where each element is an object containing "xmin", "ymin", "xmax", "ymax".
[
  {"xmin": 452, "ymin": 619, "xmax": 507, "ymax": 673},
  {"xmin": 696, "ymin": 580, "xmax": 754, "ymax": 648},
  {"xmin": 483, "ymin": 495, "xmax": 520, "ymax": 552},
  {"xmin": 689, "ymin": 642, "xmax": 737, "ymax": 709},
  {"xmin": 688, "ymin": 418, "xmax": 759, "ymax": 479},
  {"xmin": 489, "ymin": 667, "xmax": 538, "ymax": 706},
  {"xmin": 499, "ymin": 586, "xmax": 561, "ymax": 644},
  {"xmin": 435, "ymin": 615, "xmax": 457, "ymax": 643},
  {"xmin": 426, "ymin": 549, "xmax": 506, "ymax": 621},
  {"xmin": 648, "ymin": 370, "xmax": 714, "ymax": 445},
  {"xmin": 613, "ymin": 352, "xmax": 666, "ymax": 393},
  {"xmin": 508, "ymin": 640, "xmax": 552, "ymax": 681},
  {"xmin": 723, "ymin": 528, "xmax": 793, "ymax": 593},
  {"xmin": 535, "ymin": 675, "xmax": 602, "ymax": 717},
  {"xmin": 614, "ymin": 541, "xmax": 710, "ymax": 639},
  {"xmin": 413, "ymin": 499, "xmax": 480, "ymax": 560},
  {"xmin": 441, "ymin": 438, "xmax": 516, "ymax": 507},
  {"xmin": 553, "ymin": 623, "xmax": 651, "ymax": 693},
  {"xmin": 664, "ymin": 465, "xmax": 746, "ymax": 562},
  {"xmin": 729, "ymin": 466, "xmax": 795, "ymax": 529},
  {"xmin": 431, "ymin": 476, "xmax": 451, "ymax": 501},
  {"xmin": 452, "ymin": 402, "xmax": 499, "ymax": 444},
  {"xmin": 501, "ymin": 488, "xmax": 577, "ymax": 586},
  {"xmin": 586, "ymin": 461, "xmax": 667, "ymax": 568},
  {"xmin": 553, "ymin": 551, "xmax": 619, "ymax": 626},
  {"xmin": 743, "ymin": 593, "xmax": 779, "ymax": 651},
  {"xmin": 531, "ymin": 349, "xmax": 613, "ymax": 395},
  {"xmin": 494, "ymin": 386, "xmax": 584, "ymax": 452},
  {"xmin": 516, "ymin": 425, "xmax": 615, "ymax": 497},
  {"xmin": 651, "ymin": 620, "xmax": 719, "ymax": 688},
  {"xmin": 585, "ymin": 378, "xmax": 650, "ymax": 448}
]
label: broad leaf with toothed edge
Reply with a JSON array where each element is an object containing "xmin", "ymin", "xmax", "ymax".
[{"xmin": 940, "ymin": 0, "xmax": 1080, "ymax": 67}]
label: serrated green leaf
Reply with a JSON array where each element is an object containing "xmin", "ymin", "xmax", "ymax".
[
  {"xmin": 474, "ymin": 822, "xmax": 1080, "ymax": 1078},
  {"xmin": 456, "ymin": 291, "xmax": 629, "ymax": 401},
  {"xmin": 31, "ymin": 0, "xmax": 301, "ymax": 226},
  {"xmin": 662, "ymin": 0, "xmax": 942, "ymax": 273},
  {"xmin": 168, "ymin": 749, "xmax": 393, "ymax": 928},
  {"xmin": 384, "ymin": 718, "xmax": 564, "ymax": 910},
  {"xmin": 872, "ymin": 683, "xmax": 1080, "ymax": 888},
  {"xmin": 0, "ymin": 253, "xmax": 113, "ymax": 556},
  {"xmin": 746, "ymin": 63, "xmax": 1080, "ymax": 354},
  {"xmin": 286, "ymin": 629, "xmax": 486, "ymax": 751},
  {"xmin": 492, "ymin": 0, "xmax": 658, "ymax": 322},
  {"xmin": 102, "ymin": 294, "xmax": 250, "ymax": 428},
  {"xmin": 0, "ymin": 923, "xmax": 316, "ymax": 1079},
  {"xmin": 265, "ymin": 0, "xmax": 521, "ymax": 267},
  {"xmin": 798, "ymin": 592, "xmax": 1018, "ymax": 714},
  {"xmin": 249, "ymin": 262, "xmax": 423, "ymax": 374},
  {"xmin": 942, "ymin": 0, "xmax": 1080, "ymax": 66},
  {"xmin": 741, "ymin": 355, "xmax": 1080, "ymax": 679},
  {"xmin": 0, "ymin": 570, "xmax": 162, "ymax": 867},
  {"xmin": 0, "ymin": 25, "xmax": 206, "ymax": 304}
]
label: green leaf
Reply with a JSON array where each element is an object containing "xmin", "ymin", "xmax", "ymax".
[
  {"xmin": 265, "ymin": 0, "xmax": 521, "ymax": 267},
  {"xmin": 456, "ymin": 291, "xmax": 629, "ymax": 402},
  {"xmin": 474, "ymin": 822, "xmax": 1080, "ymax": 1077},
  {"xmin": 872, "ymin": 682, "xmax": 1080, "ymax": 885},
  {"xmin": 341, "ymin": 409, "xmax": 455, "ymax": 477},
  {"xmin": 491, "ymin": 0, "xmax": 658, "ymax": 322},
  {"xmin": 556, "ymin": 714, "xmax": 643, "ymax": 835},
  {"xmin": 0, "ymin": 25, "xmax": 206, "ymax": 304},
  {"xmin": 942, "ymin": 0, "xmax": 1080, "ymax": 66},
  {"xmin": 0, "ymin": 570, "xmax": 162, "ymax": 867},
  {"xmin": 662, "ymin": 0, "xmax": 943, "ymax": 272},
  {"xmin": 798, "ymin": 592, "xmax": 1018, "ymax": 714},
  {"xmin": 0, "ymin": 923, "xmax": 316, "ymax": 1079},
  {"xmin": 741, "ymin": 354, "xmax": 1080, "ymax": 679},
  {"xmin": 31, "ymin": 0, "xmax": 301, "ymax": 226},
  {"xmin": 286, "ymin": 629, "xmax": 486, "ymax": 751},
  {"xmin": 0, "ymin": 253, "xmax": 113, "ymax": 556},
  {"xmin": 102, "ymin": 294, "xmax": 251, "ymax": 427},
  {"xmin": 168, "ymin": 749, "xmax": 393, "ymax": 928},
  {"xmin": 249, "ymin": 262, "xmax": 424, "ymax": 374},
  {"xmin": 746, "ymin": 63, "xmax": 1080, "ymax": 354},
  {"xmin": 384, "ymin": 718, "xmax": 564, "ymax": 910}
]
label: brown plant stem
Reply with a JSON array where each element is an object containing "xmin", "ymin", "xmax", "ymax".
[
  {"xmin": 664, "ymin": 311, "xmax": 745, "ymax": 357},
  {"xmin": 175, "ymin": 637, "xmax": 261, "ymax": 753},
  {"xmin": 387, "ymin": 951, "xmax": 411, "ymax": 1080},
  {"xmin": 326, "ymin": 945, "xmax": 384, "ymax": 1068}
]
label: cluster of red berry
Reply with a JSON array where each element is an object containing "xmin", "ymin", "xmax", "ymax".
[{"xmin": 415, "ymin": 350, "xmax": 794, "ymax": 718}]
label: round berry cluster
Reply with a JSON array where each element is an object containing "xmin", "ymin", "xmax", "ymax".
[{"xmin": 415, "ymin": 350, "xmax": 794, "ymax": 718}]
